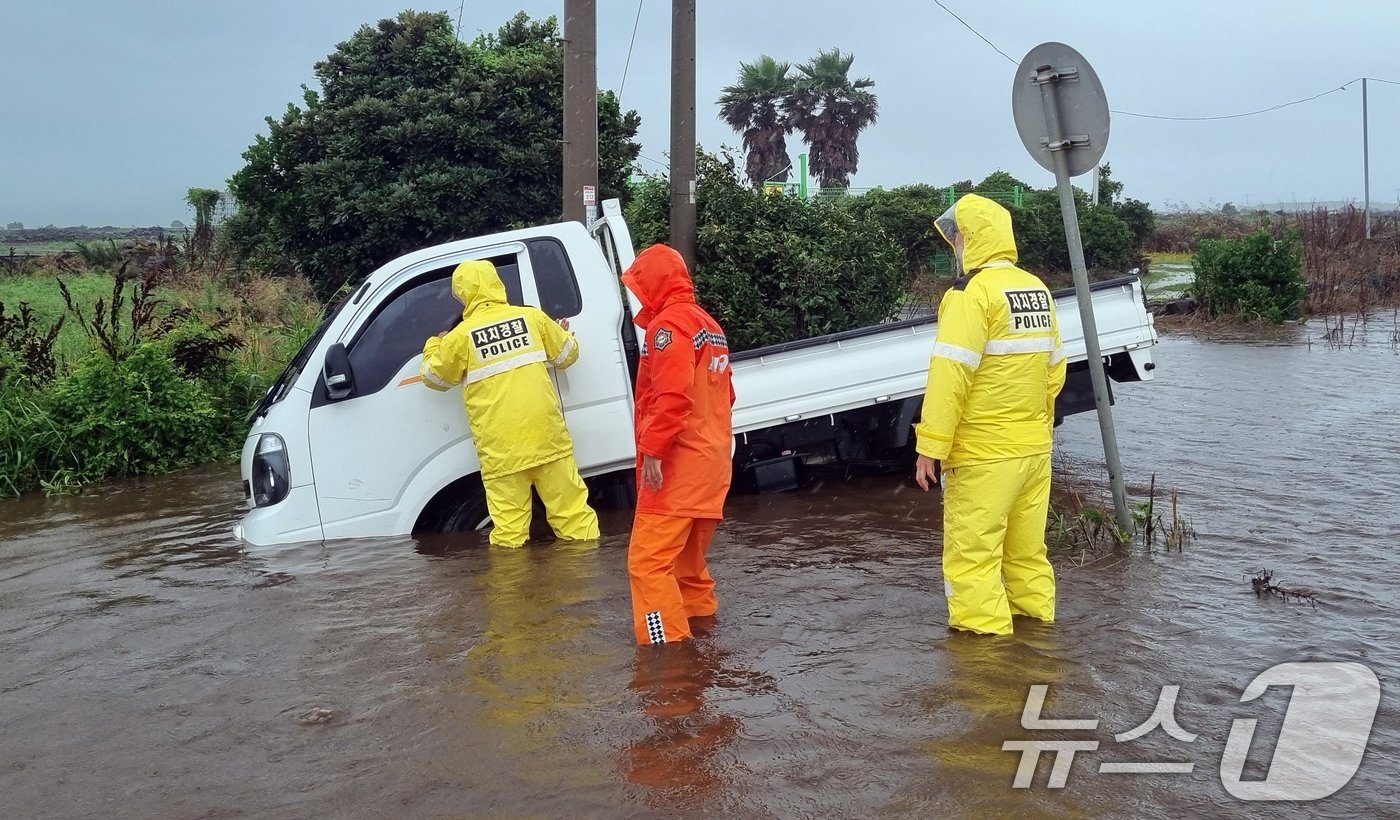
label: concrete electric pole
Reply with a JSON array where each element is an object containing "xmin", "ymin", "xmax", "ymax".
[
  {"xmin": 669, "ymin": 0, "xmax": 697, "ymax": 271},
  {"xmin": 562, "ymin": 0, "xmax": 598, "ymax": 226}
]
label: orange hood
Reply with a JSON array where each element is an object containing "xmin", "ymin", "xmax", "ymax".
[{"xmin": 622, "ymin": 244, "xmax": 696, "ymax": 327}]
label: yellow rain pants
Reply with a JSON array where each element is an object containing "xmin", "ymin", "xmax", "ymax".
[
  {"xmin": 484, "ymin": 454, "xmax": 600, "ymax": 548},
  {"xmin": 942, "ymin": 454, "xmax": 1055, "ymax": 635}
]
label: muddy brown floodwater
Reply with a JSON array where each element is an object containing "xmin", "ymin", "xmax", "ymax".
[{"xmin": 3, "ymin": 322, "xmax": 1399, "ymax": 818}]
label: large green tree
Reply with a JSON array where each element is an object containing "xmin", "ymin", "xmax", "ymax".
[
  {"xmin": 226, "ymin": 10, "xmax": 641, "ymax": 296},
  {"xmin": 787, "ymin": 49, "xmax": 878, "ymax": 190},
  {"xmin": 717, "ymin": 56, "xmax": 796, "ymax": 188}
]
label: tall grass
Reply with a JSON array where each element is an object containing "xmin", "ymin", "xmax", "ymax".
[{"xmin": 1296, "ymin": 206, "xmax": 1400, "ymax": 315}]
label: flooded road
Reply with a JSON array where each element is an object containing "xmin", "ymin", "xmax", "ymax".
[{"xmin": 3, "ymin": 323, "xmax": 1398, "ymax": 818}]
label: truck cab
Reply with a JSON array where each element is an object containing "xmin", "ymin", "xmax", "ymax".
[{"xmin": 238, "ymin": 207, "xmax": 640, "ymax": 545}]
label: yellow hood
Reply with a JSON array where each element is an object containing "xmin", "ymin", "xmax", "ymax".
[
  {"xmin": 943, "ymin": 193, "xmax": 1019, "ymax": 273},
  {"xmin": 451, "ymin": 260, "xmax": 508, "ymax": 318}
]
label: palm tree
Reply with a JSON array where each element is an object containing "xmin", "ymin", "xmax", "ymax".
[
  {"xmin": 185, "ymin": 187, "xmax": 222, "ymax": 265},
  {"xmin": 717, "ymin": 56, "xmax": 795, "ymax": 189},
  {"xmin": 788, "ymin": 49, "xmax": 878, "ymax": 191}
]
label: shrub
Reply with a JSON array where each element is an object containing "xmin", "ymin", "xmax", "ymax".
[
  {"xmin": 844, "ymin": 184, "xmax": 946, "ymax": 276},
  {"xmin": 627, "ymin": 151, "xmax": 907, "ymax": 349},
  {"xmin": 1080, "ymin": 205, "xmax": 1135, "ymax": 270},
  {"xmin": 0, "ymin": 301, "xmax": 64, "ymax": 385},
  {"xmin": 46, "ymin": 343, "xmax": 239, "ymax": 482},
  {"xmin": 1192, "ymin": 228, "xmax": 1305, "ymax": 323}
]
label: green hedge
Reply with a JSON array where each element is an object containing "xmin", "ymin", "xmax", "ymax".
[{"xmin": 1192, "ymin": 229, "xmax": 1305, "ymax": 323}]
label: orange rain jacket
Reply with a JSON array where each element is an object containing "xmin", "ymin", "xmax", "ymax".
[{"xmin": 621, "ymin": 245, "xmax": 736, "ymax": 519}]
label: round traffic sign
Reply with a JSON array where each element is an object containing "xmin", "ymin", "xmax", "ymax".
[{"xmin": 1011, "ymin": 42, "xmax": 1110, "ymax": 177}]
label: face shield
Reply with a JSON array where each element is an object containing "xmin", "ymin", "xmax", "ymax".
[
  {"xmin": 935, "ymin": 203, "xmax": 964, "ymax": 274},
  {"xmin": 934, "ymin": 203, "xmax": 960, "ymax": 249}
]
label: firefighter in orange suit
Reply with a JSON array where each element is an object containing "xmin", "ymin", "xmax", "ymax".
[
  {"xmin": 420, "ymin": 260, "xmax": 600, "ymax": 547},
  {"xmin": 621, "ymin": 245, "xmax": 736, "ymax": 645},
  {"xmin": 914, "ymin": 194, "xmax": 1067, "ymax": 636}
]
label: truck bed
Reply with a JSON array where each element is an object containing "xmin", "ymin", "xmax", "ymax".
[{"xmin": 730, "ymin": 276, "xmax": 1156, "ymax": 435}]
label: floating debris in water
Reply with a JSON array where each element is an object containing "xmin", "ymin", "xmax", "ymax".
[
  {"xmin": 1246, "ymin": 569, "xmax": 1318, "ymax": 607},
  {"xmin": 252, "ymin": 572, "xmax": 296, "ymax": 589},
  {"xmin": 295, "ymin": 707, "xmax": 336, "ymax": 725}
]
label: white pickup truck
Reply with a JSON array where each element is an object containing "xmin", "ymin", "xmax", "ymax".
[{"xmin": 235, "ymin": 200, "xmax": 1158, "ymax": 546}]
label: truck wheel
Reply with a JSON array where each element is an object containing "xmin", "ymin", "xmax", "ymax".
[
  {"xmin": 431, "ymin": 485, "xmax": 550, "ymax": 538},
  {"xmin": 436, "ymin": 489, "xmax": 492, "ymax": 533}
]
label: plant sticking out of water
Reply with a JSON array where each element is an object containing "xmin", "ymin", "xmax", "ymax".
[
  {"xmin": 1132, "ymin": 474, "xmax": 1195, "ymax": 552},
  {"xmin": 1246, "ymin": 569, "xmax": 1317, "ymax": 607},
  {"xmin": 1317, "ymin": 313, "xmax": 1360, "ymax": 350},
  {"xmin": 1048, "ymin": 464, "xmax": 1192, "ymax": 561},
  {"xmin": 1048, "ymin": 499, "xmax": 1130, "ymax": 559}
]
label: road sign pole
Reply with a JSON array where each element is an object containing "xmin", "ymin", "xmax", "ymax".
[{"xmin": 1034, "ymin": 64, "xmax": 1132, "ymax": 534}]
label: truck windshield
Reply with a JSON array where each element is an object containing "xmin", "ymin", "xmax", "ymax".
[{"xmin": 249, "ymin": 294, "xmax": 351, "ymax": 422}]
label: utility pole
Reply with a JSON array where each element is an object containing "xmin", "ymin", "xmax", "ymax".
[
  {"xmin": 1363, "ymin": 77, "xmax": 1371, "ymax": 239},
  {"xmin": 562, "ymin": 0, "xmax": 598, "ymax": 226},
  {"xmin": 670, "ymin": 0, "xmax": 697, "ymax": 271}
]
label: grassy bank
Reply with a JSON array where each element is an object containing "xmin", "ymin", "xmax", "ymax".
[{"xmin": 1, "ymin": 261, "xmax": 320, "ymax": 499}]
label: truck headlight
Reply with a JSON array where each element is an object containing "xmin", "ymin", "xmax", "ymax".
[{"xmin": 250, "ymin": 433, "xmax": 290, "ymax": 507}]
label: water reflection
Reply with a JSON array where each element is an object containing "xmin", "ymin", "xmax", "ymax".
[
  {"xmin": 623, "ymin": 640, "xmax": 744, "ymax": 807},
  {"xmin": 466, "ymin": 543, "xmax": 604, "ymax": 738},
  {"xmin": 921, "ymin": 627, "xmax": 1075, "ymax": 775}
]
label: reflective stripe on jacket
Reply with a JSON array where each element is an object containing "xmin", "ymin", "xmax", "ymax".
[
  {"xmin": 916, "ymin": 195, "xmax": 1068, "ymax": 468},
  {"xmin": 421, "ymin": 260, "xmax": 580, "ymax": 480}
]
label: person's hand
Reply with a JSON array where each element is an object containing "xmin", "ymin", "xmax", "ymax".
[
  {"xmin": 915, "ymin": 455, "xmax": 941, "ymax": 491},
  {"xmin": 435, "ymin": 330, "xmax": 449, "ymax": 339},
  {"xmin": 641, "ymin": 454, "xmax": 663, "ymax": 491},
  {"xmin": 557, "ymin": 318, "xmax": 571, "ymax": 332}
]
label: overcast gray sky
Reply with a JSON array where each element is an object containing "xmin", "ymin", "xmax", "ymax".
[{"xmin": 3, "ymin": 1, "xmax": 1397, "ymax": 226}]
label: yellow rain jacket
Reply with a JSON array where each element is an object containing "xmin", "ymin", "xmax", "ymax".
[
  {"xmin": 420, "ymin": 260, "xmax": 581, "ymax": 480},
  {"xmin": 915, "ymin": 195, "xmax": 1067, "ymax": 469}
]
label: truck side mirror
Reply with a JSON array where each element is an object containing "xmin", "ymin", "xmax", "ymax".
[{"xmin": 322, "ymin": 342, "xmax": 355, "ymax": 401}]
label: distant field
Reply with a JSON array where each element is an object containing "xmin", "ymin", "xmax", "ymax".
[
  {"xmin": 0, "ymin": 272, "xmax": 133, "ymax": 360},
  {"xmin": 3, "ymin": 227, "xmax": 174, "ymax": 257},
  {"xmin": 3, "ymin": 240, "xmax": 85, "ymax": 254}
]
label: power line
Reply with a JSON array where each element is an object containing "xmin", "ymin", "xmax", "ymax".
[
  {"xmin": 932, "ymin": 0, "xmax": 1016, "ymax": 65},
  {"xmin": 1112, "ymin": 81, "xmax": 1359, "ymax": 121},
  {"xmin": 930, "ymin": 1, "xmax": 1399, "ymax": 122},
  {"xmin": 618, "ymin": 0, "xmax": 646, "ymax": 106},
  {"xmin": 455, "ymin": 0, "xmax": 465, "ymax": 39}
]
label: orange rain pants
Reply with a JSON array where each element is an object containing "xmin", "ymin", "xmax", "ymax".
[{"xmin": 628, "ymin": 514, "xmax": 720, "ymax": 644}]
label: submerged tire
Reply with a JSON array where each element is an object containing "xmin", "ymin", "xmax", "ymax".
[
  {"xmin": 414, "ymin": 474, "xmax": 492, "ymax": 535},
  {"xmin": 436, "ymin": 489, "xmax": 492, "ymax": 534},
  {"xmin": 428, "ymin": 481, "xmax": 550, "ymax": 538}
]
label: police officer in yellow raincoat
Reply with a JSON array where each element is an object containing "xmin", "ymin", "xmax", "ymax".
[
  {"xmin": 915, "ymin": 194, "xmax": 1067, "ymax": 636},
  {"xmin": 420, "ymin": 260, "xmax": 600, "ymax": 547}
]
